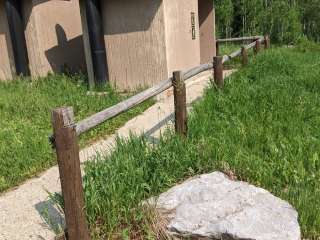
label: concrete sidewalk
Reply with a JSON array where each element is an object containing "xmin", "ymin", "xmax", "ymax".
[{"xmin": 0, "ymin": 70, "xmax": 233, "ymax": 240}]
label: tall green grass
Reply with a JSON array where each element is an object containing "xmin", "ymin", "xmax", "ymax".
[
  {"xmin": 218, "ymin": 42, "xmax": 255, "ymax": 69},
  {"xmin": 0, "ymin": 74, "xmax": 151, "ymax": 192},
  {"xmin": 84, "ymin": 46, "xmax": 320, "ymax": 239},
  {"xmin": 218, "ymin": 43, "xmax": 241, "ymax": 55}
]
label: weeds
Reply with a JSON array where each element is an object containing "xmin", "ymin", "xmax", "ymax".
[
  {"xmin": 0, "ymin": 74, "xmax": 152, "ymax": 192},
  {"xmin": 218, "ymin": 42, "xmax": 256, "ymax": 69},
  {"xmin": 84, "ymin": 47, "xmax": 320, "ymax": 239}
]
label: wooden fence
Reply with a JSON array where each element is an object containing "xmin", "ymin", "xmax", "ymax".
[
  {"xmin": 50, "ymin": 35, "xmax": 270, "ymax": 240},
  {"xmin": 216, "ymin": 35, "xmax": 263, "ymax": 56}
]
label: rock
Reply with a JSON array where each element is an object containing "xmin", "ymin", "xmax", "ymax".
[{"xmin": 150, "ymin": 172, "xmax": 301, "ymax": 240}]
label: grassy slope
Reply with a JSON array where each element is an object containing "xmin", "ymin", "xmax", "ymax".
[
  {"xmin": 219, "ymin": 42, "xmax": 257, "ymax": 69},
  {"xmin": 84, "ymin": 47, "xmax": 320, "ymax": 239},
  {"xmin": 0, "ymin": 74, "xmax": 151, "ymax": 192},
  {"xmin": 218, "ymin": 42, "xmax": 241, "ymax": 55}
]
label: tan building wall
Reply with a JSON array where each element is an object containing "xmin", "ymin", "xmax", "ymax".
[
  {"xmin": 22, "ymin": 0, "xmax": 85, "ymax": 77},
  {"xmin": 101, "ymin": 0, "xmax": 168, "ymax": 90},
  {"xmin": 0, "ymin": 0, "xmax": 15, "ymax": 81},
  {"xmin": 163, "ymin": 0, "xmax": 201, "ymax": 75},
  {"xmin": 100, "ymin": 0, "xmax": 215, "ymax": 90}
]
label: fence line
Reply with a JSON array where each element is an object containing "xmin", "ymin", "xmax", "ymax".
[
  {"xmin": 216, "ymin": 35, "xmax": 263, "ymax": 56},
  {"xmin": 50, "ymin": 35, "xmax": 269, "ymax": 240},
  {"xmin": 216, "ymin": 36, "xmax": 262, "ymax": 43},
  {"xmin": 221, "ymin": 38, "xmax": 264, "ymax": 64}
]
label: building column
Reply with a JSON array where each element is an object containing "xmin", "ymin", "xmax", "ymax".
[
  {"xmin": 5, "ymin": 0, "xmax": 29, "ymax": 76},
  {"xmin": 80, "ymin": 0, "xmax": 108, "ymax": 88}
]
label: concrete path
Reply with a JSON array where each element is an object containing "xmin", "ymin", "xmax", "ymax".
[{"xmin": 0, "ymin": 70, "xmax": 233, "ymax": 240}]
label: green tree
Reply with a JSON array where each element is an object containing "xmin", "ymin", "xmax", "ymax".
[
  {"xmin": 299, "ymin": 0, "xmax": 320, "ymax": 41},
  {"xmin": 260, "ymin": 1, "xmax": 302, "ymax": 43},
  {"xmin": 214, "ymin": 0, "xmax": 318, "ymax": 43},
  {"xmin": 215, "ymin": 0, "xmax": 234, "ymax": 38}
]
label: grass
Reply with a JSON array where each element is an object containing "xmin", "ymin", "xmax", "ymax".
[
  {"xmin": 0, "ymin": 74, "xmax": 152, "ymax": 192},
  {"xmin": 218, "ymin": 42, "xmax": 241, "ymax": 55},
  {"xmin": 218, "ymin": 42, "xmax": 257, "ymax": 69},
  {"xmin": 83, "ymin": 45, "xmax": 320, "ymax": 239}
]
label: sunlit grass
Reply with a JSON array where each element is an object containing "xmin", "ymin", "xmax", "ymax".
[
  {"xmin": 84, "ymin": 46, "xmax": 320, "ymax": 239},
  {"xmin": 218, "ymin": 42, "xmax": 241, "ymax": 55},
  {"xmin": 0, "ymin": 74, "xmax": 152, "ymax": 192},
  {"xmin": 218, "ymin": 42, "xmax": 257, "ymax": 69}
]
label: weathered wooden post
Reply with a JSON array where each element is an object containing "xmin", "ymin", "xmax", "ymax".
[
  {"xmin": 52, "ymin": 107, "xmax": 91, "ymax": 240},
  {"xmin": 241, "ymin": 46, "xmax": 248, "ymax": 66},
  {"xmin": 216, "ymin": 41, "xmax": 220, "ymax": 56},
  {"xmin": 173, "ymin": 71, "xmax": 187, "ymax": 137},
  {"xmin": 213, "ymin": 56, "xmax": 224, "ymax": 88},
  {"xmin": 254, "ymin": 40, "xmax": 261, "ymax": 54},
  {"xmin": 264, "ymin": 35, "xmax": 270, "ymax": 49}
]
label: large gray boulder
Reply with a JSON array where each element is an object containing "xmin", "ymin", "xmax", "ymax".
[{"xmin": 150, "ymin": 172, "xmax": 300, "ymax": 240}]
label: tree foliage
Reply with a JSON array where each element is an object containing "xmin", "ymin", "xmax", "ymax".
[{"xmin": 215, "ymin": 0, "xmax": 319, "ymax": 43}]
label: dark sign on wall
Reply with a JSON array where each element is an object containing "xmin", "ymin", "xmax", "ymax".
[{"xmin": 191, "ymin": 12, "xmax": 196, "ymax": 40}]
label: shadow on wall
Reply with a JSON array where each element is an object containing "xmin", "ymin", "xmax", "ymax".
[
  {"xmin": 45, "ymin": 24, "xmax": 86, "ymax": 74},
  {"xmin": 21, "ymin": 0, "xmax": 86, "ymax": 74},
  {"xmin": 102, "ymin": 0, "xmax": 161, "ymax": 35},
  {"xmin": 22, "ymin": 0, "xmax": 71, "ymax": 25},
  {"xmin": 198, "ymin": 0, "xmax": 213, "ymax": 26}
]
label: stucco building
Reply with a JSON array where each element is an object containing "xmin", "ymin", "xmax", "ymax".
[
  {"xmin": 0, "ymin": 0, "xmax": 85, "ymax": 81},
  {"xmin": 82, "ymin": 0, "xmax": 216, "ymax": 90},
  {"xmin": 1, "ymin": 0, "xmax": 215, "ymax": 91},
  {"xmin": 24, "ymin": 0, "xmax": 85, "ymax": 77},
  {"xmin": 0, "ymin": 0, "xmax": 15, "ymax": 80}
]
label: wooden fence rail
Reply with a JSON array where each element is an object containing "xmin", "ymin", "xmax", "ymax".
[
  {"xmin": 216, "ymin": 36, "xmax": 262, "ymax": 43},
  {"xmin": 216, "ymin": 35, "xmax": 263, "ymax": 56},
  {"xmin": 221, "ymin": 38, "xmax": 264, "ymax": 64},
  {"xmin": 76, "ymin": 62, "xmax": 214, "ymax": 136},
  {"xmin": 50, "ymin": 35, "xmax": 269, "ymax": 240}
]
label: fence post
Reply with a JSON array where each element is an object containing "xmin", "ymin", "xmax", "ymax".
[
  {"xmin": 173, "ymin": 71, "xmax": 187, "ymax": 137},
  {"xmin": 216, "ymin": 41, "xmax": 220, "ymax": 56},
  {"xmin": 254, "ymin": 40, "xmax": 261, "ymax": 54},
  {"xmin": 264, "ymin": 35, "xmax": 270, "ymax": 49},
  {"xmin": 241, "ymin": 46, "xmax": 248, "ymax": 66},
  {"xmin": 213, "ymin": 56, "xmax": 224, "ymax": 88},
  {"xmin": 52, "ymin": 107, "xmax": 91, "ymax": 240}
]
